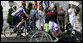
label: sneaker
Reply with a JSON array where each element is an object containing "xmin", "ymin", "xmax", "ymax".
[
  {"xmin": 21, "ymin": 30, "xmax": 24, "ymax": 33},
  {"xmin": 13, "ymin": 29, "xmax": 17, "ymax": 33},
  {"xmin": 13, "ymin": 26, "xmax": 18, "ymax": 33}
]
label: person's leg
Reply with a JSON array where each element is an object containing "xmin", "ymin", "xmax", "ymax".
[
  {"xmin": 53, "ymin": 29, "xmax": 67, "ymax": 37},
  {"xmin": 17, "ymin": 19, "xmax": 24, "ymax": 28},
  {"xmin": 60, "ymin": 17, "xmax": 63, "ymax": 29},
  {"xmin": 39, "ymin": 17, "xmax": 41, "ymax": 30},
  {"xmin": 59, "ymin": 29, "xmax": 67, "ymax": 36},
  {"xmin": 17, "ymin": 19, "xmax": 24, "ymax": 35},
  {"xmin": 33, "ymin": 18, "xmax": 36, "ymax": 30},
  {"xmin": 73, "ymin": 16, "xmax": 76, "ymax": 30},
  {"xmin": 26, "ymin": 19, "xmax": 30, "ymax": 32},
  {"xmin": 41, "ymin": 18, "xmax": 44, "ymax": 30},
  {"xmin": 58, "ymin": 16, "xmax": 62, "ymax": 29},
  {"xmin": 69, "ymin": 16, "xmax": 71, "ymax": 24},
  {"xmin": 12, "ymin": 16, "xmax": 16, "ymax": 26},
  {"xmin": 30, "ymin": 20, "xmax": 34, "ymax": 30},
  {"xmin": 69, "ymin": 16, "xmax": 73, "ymax": 26},
  {"xmin": 12, "ymin": 16, "xmax": 18, "ymax": 32},
  {"xmin": 61, "ymin": 16, "xmax": 65, "ymax": 31}
]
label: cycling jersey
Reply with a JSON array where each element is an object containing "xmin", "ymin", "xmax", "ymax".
[
  {"xmin": 44, "ymin": 23, "xmax": 49, "ymax": 32},
  {"xmin": 44, "ymin": 21, "xmax": 63, "ymax": 36},
  {"xmin": 11, "ymin": 8, "xmax": 25, "ymax": 17},
  {"xmin": 44, "ymin": 21, "xmax": 59, "ymax": 32},
  {"xmin": 49, "ymin": 21, "xmax": 59, "ymax": 32}
]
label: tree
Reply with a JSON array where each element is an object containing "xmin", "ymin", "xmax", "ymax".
[
  {"xmin": 7, "ymin": 7, "xmax": 13, "ymax": 25},
  {"xmin": 78, "ymin": 6, "xmax": 82, "ymax": 23}
]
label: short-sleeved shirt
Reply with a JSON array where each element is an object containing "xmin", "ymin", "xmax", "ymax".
[
  {"xmin": 29, "ymin": 9, "xmax": 37, "ymax": 19},
  {"xmin": 11, "ymin": 8, "xmax": 25, "ymax": 17},
  {"xmin": 49, "ymin": 21, "xmax": 59, "ymax": 32},
  {"xmin": 68, "ymin": 8, "xmax": 76, "ymax": 17}
]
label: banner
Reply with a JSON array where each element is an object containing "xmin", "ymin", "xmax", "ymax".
[
  {"xmin": 49, "ymin": 1, "xmax": 55, "ymax": 6},
  {"xmin": 45, "ymin": 1, "xmax": 49, "ymax": 8},
  {"xmin": 39, "ymin": 1, "xmax": 43, "ymax": 6},
  {"xmin": 34, "ymin": 1, "xmax": 38, "ymax": 8}
]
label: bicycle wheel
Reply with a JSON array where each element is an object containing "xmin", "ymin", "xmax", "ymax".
[
  {"xmin": 30, "ymin": 31, "xmax": 53, "ymax": 42},
  {"xmin": 4, "ymin": 25, "xmax": 17, "ymax": 40},
  {"xmin": 35, "ymin": 26, "xmax": 39, "ymax": 30},
  {"xmin": 15, "ymin": 27, "xmax": 28, "ymax": 40},
  {"xmin": 28, "ymin": 29, "xmax": 41, "ymax": 38},
  {"xmin": 26, "ymin": 26, "xmax": 39, "ymax": 37}
]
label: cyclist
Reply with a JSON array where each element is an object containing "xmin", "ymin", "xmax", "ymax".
[
  {"xmin": 11, "ymin": 3, "xmax": 31, "ymax": 36},
  {"xmin": 45, "ymin": 3, "xmax": 67, "ymax": 37},
  {"xmin": 44, "ymin": 14, "xmax": 67, "ymax": 38}
]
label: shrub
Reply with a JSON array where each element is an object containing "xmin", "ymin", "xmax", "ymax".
[
  {"xmin": 78, "ymin": 7, "xmax": 82, "ymax": 23},
  {"xmin": 7, "ymin": 7, "xmax": 13, "ymax": 25}
]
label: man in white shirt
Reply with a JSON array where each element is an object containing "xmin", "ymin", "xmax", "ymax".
[{"xmin": 68, "ymin": 4, "xmax": 77, "ymax": 30}]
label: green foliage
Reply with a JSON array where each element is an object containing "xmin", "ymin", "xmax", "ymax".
[
  {"xmin": 7, "ymin": 8, "xmax": 13, "ymax": 25},
  {"xmin": 78, "ymin": 7, "xmax": 82, "ymax": 23}
]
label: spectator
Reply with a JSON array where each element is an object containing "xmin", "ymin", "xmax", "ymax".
[
  {"xmin": 7, "ymin": 6, "xmax": 13, "ymax": 26},
  {"xmin": 38, "ymin": 5, "xmax": 45, "ymax": 30},
  {"xmin": 68, "ymin": 4, "xmax": 77, "ymax": 30},
  {"xmin": 29, "ymin": 5, "xmax": 38, "ymax": 30},
  {"xmin": 28, "ymin": 2, "xmax": 33, "ymax": 14},
  {"xmin": 46, "ymin": 3, "xmax": 57, "ymax": 23},
  {"xmin": 57, "ymin": 5, "xmax": 65, "ymax": 31},
  {"xmin": 12, "ymin": 6, "xmax": 17, "ymax": 12},
  {"xmin": 11, "ymin": 6, "xmax": 18, "ymax": 26},
  {"xmin": 21, "ymin": 1, "xmax": 26, "ymax": 8},
  {"xmin": 0, "ymin": 5, "xmax": 3, "ymax": 34},
  {"xmin": 22, "ymin": 4, "xmax": 31, "ymax": 32},
  {"xmin": 54, "ymin": 3, "xmax": 58, "ymax": 24}
]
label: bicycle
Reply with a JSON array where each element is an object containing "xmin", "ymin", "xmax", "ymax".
[
  {"xmin": 30, "ymin": 23, "xmax": 58, "ymax": 42},
  {"xmin": 30, "ymin": 23, "xmax": 82, "ymax": 42},
  {"xmin": 4, "ymin": 17, "xmax": 39, "ymax": 41}
]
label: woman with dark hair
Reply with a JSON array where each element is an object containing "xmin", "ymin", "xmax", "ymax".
[{"xmin": 38, "ymin": 5, "xmax": 45, "ymax": 30}]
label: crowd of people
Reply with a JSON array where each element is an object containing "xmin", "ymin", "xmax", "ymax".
[{"xmin": 1, "ymin": 1, "xmax": 78, "ymax": 37}]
